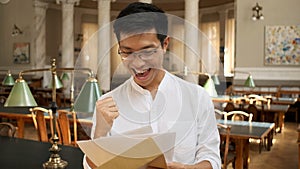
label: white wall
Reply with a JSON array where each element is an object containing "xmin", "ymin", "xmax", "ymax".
[
  {"xmin": 0, "ymin": 0, "xmax": 34, "ymax": 73},
  {"xmin": 235, "ymin": 0, "xmax": 300, "ymax": 83}
]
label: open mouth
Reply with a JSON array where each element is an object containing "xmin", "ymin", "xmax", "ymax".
[{"xmin": 133, "ymin": 68, "xmax": 151, "ymax": 78}]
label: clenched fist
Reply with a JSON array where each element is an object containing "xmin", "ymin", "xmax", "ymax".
[{"xmin": 94, "ymin": 97, "xmax": 119, "ymax": 139}]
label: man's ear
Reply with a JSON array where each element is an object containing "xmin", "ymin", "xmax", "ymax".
[{"xmin": 163, "ymin": 36, "xmax": 170, "ymax": 53}]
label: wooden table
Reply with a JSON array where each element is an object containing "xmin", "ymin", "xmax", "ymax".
[
  {"xmin": 213, "ymin": 95, "xmax": 296, "ymax": 106},
  {"xmin": 0, "ymin": 136, "xmax": 84, "ymax": 169},
  {"xmin": 212, "ymin": 95, "xmax": 246, "ymax": 103},
  {"xmin": 212, "ymin": 95, "xmax": 246, "ymax": 111},
  {"xmin": 0, "ymin": 106, "xmax": 93, "ymax": 138},
  {"xmin": 218, "ymin": 119, "xmax": 275, "ymax": 169},
  {"xmin": 212, "ymin": 98, "xmax": 289, "ymax": 133},
  {"xmin": 272, "ymin": 97, "xmax": 297, "ymax": 105},
  {"xmin": 256, "ymin": 104, "xmax": 289, "ymax": 133}
]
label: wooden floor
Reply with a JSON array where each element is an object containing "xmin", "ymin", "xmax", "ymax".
[{"xmin": 22, "ymin": 122, "xmax": 299, "ymax": 169}]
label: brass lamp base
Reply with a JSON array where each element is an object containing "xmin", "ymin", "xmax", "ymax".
[
  {"xmin": 43, "ymin": 156, "xmax": 68, "ymax": 169},
  {"xmin": 43, "ymin": 139, "xmax": 68, "ymax": 169}
]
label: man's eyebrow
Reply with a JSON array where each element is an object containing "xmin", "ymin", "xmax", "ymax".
[
  {"xmin": 141, "ymin": 44, "xmax": 157, "ymax": 49},
  {"xmin": 119, "ymin": 46, "xmax": 132, "ymax": 51},
  {"xmin": 120, "ymin": 44, "xmax": 157, "ymax": 51}
]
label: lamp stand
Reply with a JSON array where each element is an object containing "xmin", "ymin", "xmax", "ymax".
[
  {"xmin": 43, "ymin": 59, "xmax": 68, "ymax": 169},
  {"xmin": 43, "ymin": 103, "xmax": 68, "ymax": 169}
]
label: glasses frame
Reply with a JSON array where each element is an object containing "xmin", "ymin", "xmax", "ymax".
[{"xmin": 118, "ymin": 45, "xmax": 161, "ymax": 61}]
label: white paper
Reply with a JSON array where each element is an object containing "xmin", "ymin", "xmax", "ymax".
[{"xmin": 77, "ymin": 126, "xmax": 176, "ymax": 169}]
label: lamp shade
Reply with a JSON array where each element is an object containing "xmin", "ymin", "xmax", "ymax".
[
  {"xmin": 60, "ymin": 72, "xmax": 69, "ymax": 81},
  {"xmin": 203, "ymin": 77, "xmax": 218, "ymax": 97},
  {"xmin": 49, "ymin": 74, "xmax": 63, "ymax": 89},
  {"xmin": 211, "ymin": 74, "xmax": 220, "ymax": 85},
  {"xmin": 244, "ymin": 75, "xmax": 255, "ymax": 88},
  {"xmin": 74, "ymin": 78, "xmax": 101, "ymax": 113},
  {"xmin": 4, "ymin": 78, "xmax": 37, "ymax": 107},
  {"xmin": 2, "ymin": 73, "xmax": 15, "ymax": 86}
]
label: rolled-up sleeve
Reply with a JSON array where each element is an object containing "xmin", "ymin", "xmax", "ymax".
[{"xmin": 195, "ymin": 92, "xmax": 221, "ymax": 169}]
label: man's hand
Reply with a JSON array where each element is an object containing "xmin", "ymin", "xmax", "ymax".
[
  {"xmin": 167, "ymin": 162, "xmax": 186, "ymax": 169},
  {"xmin": 167, "ymin": 161, "xmax": 212, "ymax": 169},
  {"xmin": 94, "ymin": 97, "xmax": 119, "ymax": 139}
]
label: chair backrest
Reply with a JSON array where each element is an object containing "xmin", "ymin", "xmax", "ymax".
[
  {"xmin": 247, "ymin": 104, "xmax": 260, "ymax": 121},
  {"xmin": 217, "ymin": 123, "xmax": 231, "ymax": 169},
  {"xmin": 29, "ymin": 107, "xmax": 53, "ymax": 142},
  {"xmin": 215, "ymin": 109, "xmax": 225, "ymax": 119},
  {"xmin": 57, "ymin": 110, "xmax": 78, "ymax": 146},
  {"xmin": 224, "ymin": 110, "xmax": 253, "ymax": 122},
  {"xmin": 0, "ymin": 122, "xmax": 17, "ymax": 137},
  {"xmin": 248, "ymin": 94, "xmax": 268, "ymax": 105},
  {"xmin": 224, "ymin": 102, "xmax": 235, "ymax": 112}
]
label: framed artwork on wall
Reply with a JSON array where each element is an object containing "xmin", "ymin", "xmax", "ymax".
[
  {"xmin": 13, "ymin": 42, "xmax": 30, "ymax": 64},
  {"xmin": 265, "ymin": 25, "xmax": 300, "ymax": 66}
]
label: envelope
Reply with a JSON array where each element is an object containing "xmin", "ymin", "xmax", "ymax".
[{"xmin": 77, "ymin": 127, "xmax": 175, "ymax": 169}]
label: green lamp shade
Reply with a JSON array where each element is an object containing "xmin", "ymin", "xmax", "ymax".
[
  {"xmin": 49, "ymin": 74, "xmax": 64, "ymax": 89},
  {"xmin": 4, "ymin": 79, "xmax": 37, "ymax": 107},
  {"xmin": 211, "ymin": 74, "xmax": 220, "ymax": 85},
  {"xmin": 74, "ymin": 80, "xmax": 101, "ymax": 113},
  {"xmin": 2, "ymin": 73, "xmax": 15, "ymax": 86},
  {"xmin": 61, "ymin": 72, "xmax": 69, "ymax": 80},
  {"xmin": 203, "ymin": 78, "xmax": 218, "ymax": 97},
  {"xmin": 244, "ymin": 75, "xmax": 255, "ymax": 88}
]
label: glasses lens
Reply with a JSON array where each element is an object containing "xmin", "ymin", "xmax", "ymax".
[
  {"xmin": 120, "ymin": 46, "xmax": 159, "ymax": 61},
  {"xmin": 139, "ymin": 49, "xmax": 157, "ymax": 60}
]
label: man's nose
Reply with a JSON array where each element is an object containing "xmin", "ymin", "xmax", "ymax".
[{"xmin": 131, "ymin": 54, "xmax": 146, "ymax": 67}]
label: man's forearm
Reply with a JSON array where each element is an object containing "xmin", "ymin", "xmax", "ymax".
[
  {"xmin": 93, "ymin": 119, "xmax": 111, "ymax": 139},
  {"xmin": 168, "ymin": 160, "xmax": 213, "ymax": 169},
  {"xmin": 93, "ymin": 127, "xmax": 109, "ymax": 139},
  {"xmin": 185, "ymin": 161, "xmax": 212, "ymax": 169}
]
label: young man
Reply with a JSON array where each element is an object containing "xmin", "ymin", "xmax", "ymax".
[{"xmin": 84, "ymin": 2, "xmax": 220, "ymax": 169}]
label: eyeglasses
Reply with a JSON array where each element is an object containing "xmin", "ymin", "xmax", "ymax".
[{"xmin": 118, "ymin": 46, "xmax": 161, "ymax": 61}]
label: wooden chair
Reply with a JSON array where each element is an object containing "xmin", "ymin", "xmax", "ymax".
[
  {"xmin": 224, "ymin": 110, "xmax": 253, "ymax": 151},
  {"xmin": 224, "ymin": 111, "xmax": 253, "ymax": 122},
  {"xmin": 0, "ymin": 122, "xmax": 17, "ymax": 137},
  {"xmin": 30, "ymin": 107, "xmax": 54, "ymax": 142},
  {"xmin": 234, "ymin": 97, "xmax": 248, "ymax": 110},
  {"xmin": 57, "ymin": 110, "xmax": 78, "ymax": 146},
  {"xmin": 215, "ymin": 109, "xmax": 225, "ymax": 120},
  {"xmin": 247, "ymin": 104, "xmax": 260, "ymax": 121},
  {"xmin": 224, "ymin": 102, "xmax": 235, "ymax": 112},
  {"xmin": 217, "ymin": 123, "xmax": 235, "ymax": 169}
]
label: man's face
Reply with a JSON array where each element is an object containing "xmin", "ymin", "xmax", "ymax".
[{"xmin": 118, "ymin": 29, "xmax": 169, "ymax": 89}]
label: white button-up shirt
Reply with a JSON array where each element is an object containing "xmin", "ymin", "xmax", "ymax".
[{"xmin": 84, "ymin": 71, "xmax": 221, "ymax": 169}]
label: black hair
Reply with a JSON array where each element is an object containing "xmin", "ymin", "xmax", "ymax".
[{"xmin": 113, "ymin": 2, "xmax": 168, "ymax": 46}]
